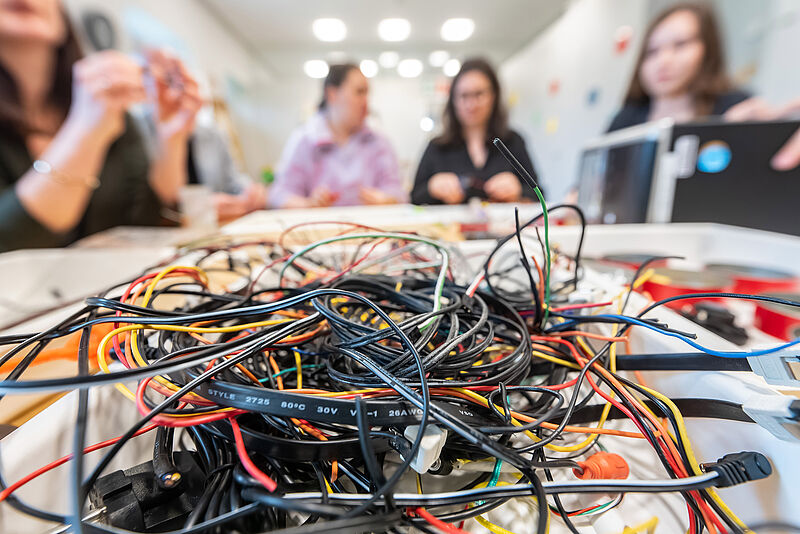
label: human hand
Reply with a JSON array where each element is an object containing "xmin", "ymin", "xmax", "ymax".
[
  {"xmin": 771, "ymin": 98, "xmax": 800, "ymax": 171},
  {"xmin": 214, "ymin": 193, "xmax": 250, "ymax": 222},
  {"xmin": 484, "ymin": 171, "xmax": 522, "ymax": 202},
  {"xmin": 723, "ymin": 97, "xmax": 777, "ymax": 122},
  {"xmin": 359, "ymin": 187, "xmax": 397, "ymax": 205},
  {"xmin": 65, "ymin": 50, "xmax": 147, "ymax": 144},
  {"xmin": 242, "ymin": 182, "xmax": 269, "ymax": 212},
  {"xmin": 146, "ymin": 49, "xmax": 202, "ymax": 142},
  {"xmin": 309, "ymin": 186, "xmax": 338, "ymax": 208},
  {"xmin": 428, "ymin": 172, "xmax": 464, "ymax": 204}
]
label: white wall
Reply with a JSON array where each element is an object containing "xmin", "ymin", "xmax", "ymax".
[
  {"xmin": 752, "ymin": 0, "xmax": 800, "ymax": 105},
  {"xmin": 63, "ymin": 0, "xmax": 269, "ymax": 89},
  {"xmin": 500, "ymin": 0, "xmax": 650, "ymax": 202}
]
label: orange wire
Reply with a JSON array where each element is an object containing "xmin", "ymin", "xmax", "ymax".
[{"xmin": 544, "ymin": 334, "xmax": 722, "ymax": 532}]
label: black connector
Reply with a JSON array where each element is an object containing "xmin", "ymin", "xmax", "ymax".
[
  {"xmin": 89, "ymin": 451, "xmax": 205, "ymax": 533},
  {"xmin": 702, "ymin": 451, "xmax": 772, "ymax": 488}
]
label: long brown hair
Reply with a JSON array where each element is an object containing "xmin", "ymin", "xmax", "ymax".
[
  {"xmin": 623, "ymin": 3, "xmax": 731, "ymax": 116},
  {"xmin": 434, "ymin": 57, "xmax": 509, "ymax": 147},
  {"xmin": 0, "ymin": 11, "xmax": 83, "ymax": 136}
]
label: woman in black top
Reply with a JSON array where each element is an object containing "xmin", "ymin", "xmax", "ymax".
[
  {"xmin": 608, "ymin": 3, "xmax": 757, "ymax": 133},
  {"xmin": 0, "ymin": 1, "xmax": 200, "ymax": 252},
  {"xmin": 411, "ymin": 58, "xmax": 540, "ymax": 205}
]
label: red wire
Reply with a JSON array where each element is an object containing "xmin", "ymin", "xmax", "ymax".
[
  {"xmin": 135, "ymin": 376, "xmax": 245, "ymax": 427},
  {"xmin": 409, "ymin": 507, "xmax": 468, "ymax": 534},
  {"xmin": 549, "ymin": 301, "xmax": 613, "ymax": 312},
  {"xmin": 229, "ymin": 416, "xmax": 277, "ymax": 492},
  {"xmin": 113, "ymin": 268, "xmax": 207, "ymax": 368},
  {"xmin": 543, "ymin": 335, "xmax": 727, "ymax": 533},
  {"xmin": 0, "ymin": 424, "xmax": 158, "ymax": 503}
]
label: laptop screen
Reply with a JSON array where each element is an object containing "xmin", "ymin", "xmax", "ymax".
[{"xmin": 577, "ymin": 138, "xmax": 659, "ymax": 224}]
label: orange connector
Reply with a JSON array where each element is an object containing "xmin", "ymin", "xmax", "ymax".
[{"xmin": 573, "ymin": 451, "xmax": 629, "ymax": 480}]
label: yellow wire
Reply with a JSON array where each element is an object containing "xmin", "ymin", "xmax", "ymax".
[
  {"xmin": 97, "ymin": 318, "xmax": 292, "ymax": 402},
  {"xmin": 475, "ymin": 515, "xmax": 516, "ymax": 534},
  {"xmin": 636, "ymin": 383, "xmax": 749, "ymax": 531},
  {"xmin": 555, "ymin": 267, "xmax": 657, "ymax": 452},
  {"xmin": 451, "ymin": 387, "xmax": 618, "ymax": 453},
  {"xmin": 604, "ymin": 267, "xmax": 748, "ymax": 532},
  {"xmin": 294, "ymin": 350, "xmax": 302, "ymax": 390},
  {"xmin": 468, "ymin": 480, "xmax": 549, "ymax": 533},
  {"xmin": 620, "ymin": 516, "xmax": 659, "ymax": 534},
  {"xmin": 532, "ymin": 350, "xmax": 580, "ymax": 369}
]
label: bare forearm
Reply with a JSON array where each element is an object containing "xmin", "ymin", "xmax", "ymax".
[
  {"xmin": 14, "ymin": 118, "xmax": 112, "ymax": 233},
  {"xmin": 148, "ymin": 134, "xmax": 188, "ymax": 206}
]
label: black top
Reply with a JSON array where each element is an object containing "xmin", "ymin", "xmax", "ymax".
[
  {"xmin": 0, "ymin": 116, "xmax": 164, "ymax": 252},
  {"xmin": 410, "ymin": 130, "xmax": 542, "ymax": 205},
  {"xmin": 606, "ymin": 90, "xmax": 752, "ymax": 132}
]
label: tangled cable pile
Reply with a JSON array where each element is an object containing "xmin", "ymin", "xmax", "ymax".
[{"xmin": 0, "ymin": 212, "xmax": 796, "ymax": 534}]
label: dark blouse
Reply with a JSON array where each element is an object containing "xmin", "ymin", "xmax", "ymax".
[
  {"xmin": 607, "ymin": 90, "xmax": 752, "ymax": 132},
  {"xmin": 0, "ymin": 116, "xmax": 163, "ymax": 252},
  {"xmin": 410, "ymin": 130, "xmax": 542, "ymax": 205}
]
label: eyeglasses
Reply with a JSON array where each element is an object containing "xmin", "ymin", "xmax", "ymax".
[{"xmin": 455, "ymin": 88, "xmax": 493, "ymax": 103}]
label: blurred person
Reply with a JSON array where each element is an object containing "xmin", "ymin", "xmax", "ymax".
[
  {"xmin": 608, "ymin": 2, "xmax": 762, "ymax": 132},
  {"xmin": 411, "ymin": 58, "xmax": 541, "ymax": 205},
  {"xmin": 0, "ymin": 0, "xmax": 200, "ymax": 252},
  {"xmin": 270, "ymin": 63, "xmax": 405, "ymax": 208},
  {"xmin": 187, "ymin": 107, "xmax": 268, "ymax": 222}
]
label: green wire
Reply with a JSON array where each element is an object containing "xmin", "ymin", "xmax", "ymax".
[
  {"xmin": 474, "ymin": 458, "xmax": 503, "ymax": 507},
  {"xmin": 533, "ymin": 186, "xmax": 551, "ymax": 326},
  {"xmin": 576, "ymin": 498, "xmax": 617, "ymax": 516},
  {"xmin": 258, "ymin": 364, "xmax": 324, "ymax": 382}
]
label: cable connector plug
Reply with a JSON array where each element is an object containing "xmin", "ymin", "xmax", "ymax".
[{"xmin": 702, "ymin": 451, "xmax": 772, "ymax": 488}]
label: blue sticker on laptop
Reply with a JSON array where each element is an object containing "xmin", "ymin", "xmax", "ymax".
[{"xmin": 696, "ymin": 141, "xmax": 731, "ymax": 173}]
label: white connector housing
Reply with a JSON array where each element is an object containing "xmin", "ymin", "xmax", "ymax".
[
  {"xmin": 742, "ymin": 393, "xmax": 800, "ymax": 442},
  {"xmin": 747, "ymin": 351, "xmax": 800, "ymax": 387},
  {"xmin": 403, "ymin": 424, "xmax": 448, "ymax": 474}
]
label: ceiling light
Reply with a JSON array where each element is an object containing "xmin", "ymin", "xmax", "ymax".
[
  {"xmin": 443, "ymin": 58, "xmax": 461, "ymax": 77},
  {"xmin": 312, "ymin": 18, "xmax": 347, "ymax": 42},
  {"xmin": 428, "ymin": 50, "xmax": 450, "ymax": 67},
  {"xmin": 378, "ymin": 18, "xmax": 411, "ymax": 42},
  {"xmin": 304, "ymin": 59, "xmax": 329, "ymax": 79},
  {"xmin": 420, "ymin": 116, "xmax": 435, "ymax": 132},
  {"xmin": 441, "ymin": 18, "xmax": 475, "ymax": 42},
  {"xmin": 397, "ymin": 58, "xmax": 423, "ymax": 78},
  {"xmin": 378, "ymin": 51, "xmax": 400, "ymax": 68},
  {"xmin": 360, "ymin": 59, "xmax": 378, "ymax": 78}
]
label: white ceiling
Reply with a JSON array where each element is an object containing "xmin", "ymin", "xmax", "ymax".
[{"xmin": 199, "ymin": 0, "xmax": 568, "ymax": 79}]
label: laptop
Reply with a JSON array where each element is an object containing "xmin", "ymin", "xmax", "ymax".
[{"xmin": 577, "ymin": 119, "xmax": 800, "ymax": 236}]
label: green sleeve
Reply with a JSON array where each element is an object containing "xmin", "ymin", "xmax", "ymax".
[{"xmin": 0, "ymin": 186, "xmax": 66, "ymax": 253}]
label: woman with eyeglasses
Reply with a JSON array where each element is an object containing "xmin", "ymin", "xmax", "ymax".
[{"xmin": 411, "ymin": 58, "xmax": 541, "ymax": 205}]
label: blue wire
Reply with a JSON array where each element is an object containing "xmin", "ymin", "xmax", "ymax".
[{"xmin": 559, "ymin": 314, "xmax": 800, "ymax": 358}]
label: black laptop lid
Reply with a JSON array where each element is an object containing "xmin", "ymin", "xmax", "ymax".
[{"xmin": 670, "ymin": 120, "xmax": 800, "ymax": 236}]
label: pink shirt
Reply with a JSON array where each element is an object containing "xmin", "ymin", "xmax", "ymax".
[{"xmin": 271, "ymin": 113, "xmax": 406, "ymax": 207}]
